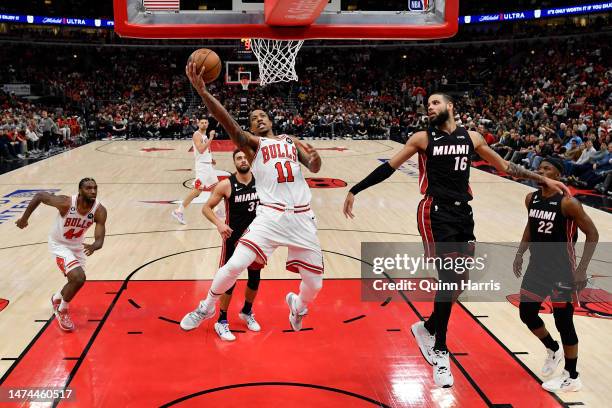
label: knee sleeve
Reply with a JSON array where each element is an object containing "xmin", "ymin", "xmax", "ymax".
[
  {"xmin": 209, "ymin": 244, "xmax": 257, "ymax": 296},
  {"xmin": 296, "ymin": 271, "xmax": 323, "ymax": 310},
  {"xmin": 553, "ymin": 303, "xmax": 578, "ymax": 346},
  {"xmin": 519, "ymin": 301, "xmax": 544, "ymax": 330},
  {"xmin": 246, "ymin": 268, "xmax": 261, "ymax": 291}
]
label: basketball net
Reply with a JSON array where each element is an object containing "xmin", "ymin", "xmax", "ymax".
[
  {"xmin": 240, "ymin": 77, "xmax": 250, "ymax": 91},
  {"xmin": 250, "ymin": 38, "xmax": 304, "ymax": 86}
]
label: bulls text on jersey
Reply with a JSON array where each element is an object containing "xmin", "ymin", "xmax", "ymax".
[
  {"xmin": 261, "ymin": 143, "xmax": 298, "ymax": 164},
  {"xmin": 63, "ymin": 218, "xmax": 94, "ymax": 229}
]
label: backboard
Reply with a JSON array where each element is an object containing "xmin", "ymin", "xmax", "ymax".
[{"xmin": 113, "ymin": 0, "xmax": 458, "ymax": 40}]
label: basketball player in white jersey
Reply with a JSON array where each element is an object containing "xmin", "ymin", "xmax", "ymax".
[
  {"xmin": 15, "ymin": 178, "xmax": 107, "ymax": 332},
  {"xmin": 172, "ymin": 118, "xmax": 218, "ymax": 225},
  {"xmin": 180, "ymin": 61, "xmax": 323, "ymax": 333}
]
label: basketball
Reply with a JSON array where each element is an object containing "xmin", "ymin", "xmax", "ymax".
[{"xmin": 188, "ymin": 48, "xmax": 222, "ymax": 83}]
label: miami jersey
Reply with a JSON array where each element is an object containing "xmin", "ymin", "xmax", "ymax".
[
  {"xmin": 250, "ymin": 135, "xmax": 311, "ymax": 208},
  {"xmin": 49, "ymin": 195, "xmax": 99, "ymax": 248}
]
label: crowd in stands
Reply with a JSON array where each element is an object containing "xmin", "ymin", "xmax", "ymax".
[{"xmin": 0, "ymin": 31, "xmax": 610, "ymax": 193}]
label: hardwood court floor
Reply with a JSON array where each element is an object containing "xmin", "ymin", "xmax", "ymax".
[{"xmin": 0, "ymin": 140, "xmax": 610, "ymax": 407}]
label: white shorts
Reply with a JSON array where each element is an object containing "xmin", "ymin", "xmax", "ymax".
[
  {"xmin": 238, "ymin": 205, "xmax": 324, "ymax": 274},
  {"xmin": 194, "ymin": 163, "xmax": 218, "ymax": 191},
  {"xmin": 49, "ymin": 241, "xmax": 86, "ymax": 275}
]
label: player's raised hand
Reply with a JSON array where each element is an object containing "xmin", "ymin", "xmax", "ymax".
[
  {"xmin": 15, "ymin": 217, "xmax": 28, "ymax": 229},
  {"xmin": 544, "ymin": 177, "xmax": 571, "ymax": 196},
  {"xmin": 343, "ymin": 192, "xmax": 355, "ymax": 219},
  {"xmin": 209, "ymin": 129, "xmax": 216, "ymax": 139},
  {"xmin": 512, "ymin": 253, "xmax": 523, "ymax": 278},
  {"xmin": 217, "ymin": 223, "xmax": 233, "ymax": 240},
  {"xmin": 185, "ymin": 61, "xmax": 207, "ymax": 95}
]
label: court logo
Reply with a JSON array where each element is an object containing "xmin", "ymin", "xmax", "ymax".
[
  {"xmin": 0, "ymin": 298, "xmax": 8, "ymax": 313},
  {"xmin": 507, "ymin": 285, "xmax": 612, "ymax": 319},
  {"xmin": 1, "ymin": 189, "xmax": 60, "ymax": 225},
  {"xmin": 306, "ymin": 178, "xmax": 347, "ymax": 188}
]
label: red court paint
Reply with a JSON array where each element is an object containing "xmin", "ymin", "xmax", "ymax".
[{"xmin": 1, "ymin": 280, "xmax": 562, "ymax": 407}]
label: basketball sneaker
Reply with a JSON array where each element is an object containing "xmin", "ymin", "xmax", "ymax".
[
  {"xmin": 51, "ymin": 295, "xmax": 60, "ymax": 314},
  {"xmin": 542, "ymin": 347, "xmax": 564, "ymax": 377},
  {"xmin": 214, "ymin": 320, "xmax": 236, "ymax": 341},
  {"xmin": 411, "ymin": 321, "xmax": 435, "ymax": 365},
  {"xmin": 286, "ymin": 292, "xmax": 307, "ymax": 332},
  {"xmin": 56, "ymin": 310, "xmax": 75, "ymax": 332},
  {"xmin": 542, "ymin": 370, "xmax": 582, "ymax": 392},
  {"xmin": 239, "ymin": 312, "xmax": 261, "ymax": 332},
  {"xmin": 180, "ymin": 301, "xmax": 215, "ymax": 331},
  {"xmin": 171, "ymin": 209, "xmax": 186, "ymax": 225},
  {"xmin": 432, "ymin": 350, "xmax": 454, "ymax": 388}
]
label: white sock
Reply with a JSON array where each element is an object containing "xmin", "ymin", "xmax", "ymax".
[
  {"xmin": 177, "ymin": 204, "xmax": 184, "ymax": 212},
  {"xmin": 59, "ymin": 299, "xmax": 69, "ymax": 312},
  {"xmin": 53, "ymin": 291, "xmax": 63, "ymax": 302},
  {"xmin": 201, "ymin": 244, "xmax": 257, "ymax": 310}
]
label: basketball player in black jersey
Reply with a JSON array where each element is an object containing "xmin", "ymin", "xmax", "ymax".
[
  {"xmin": 343, "ymin": 93, "xmax": 571, "ymax": 388},
  {"xmin": 202, "ymin": 149, "xmax": 262, "ymax": 341},
  {"xmin": 513, "ymin": 157, "xmax": 598, "ymax": 392}
]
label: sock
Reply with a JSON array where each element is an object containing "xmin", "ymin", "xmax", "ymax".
[
  {"xmin": 424, "ymin": 312, "xmax": 436, "ymax": 335},
  {"xmin": 218, "ymin": 309, "xmax": 228, "ymax": 323},
  {"xmin": 540, "ymin": 334, "xmax": 560, "ymax": 352},
  {"xmin": 241, "ymin": 301, "xmax": 253, "ymax": 315},
  {"xmin": 53, "ymin": 292, "xmax": 63, "ymax": 302},
  {"xmin": 201, "ymin": 290, "xmax": 221, "ymax": 311},
  {"xmin": 178, "ymin": 203, "xmax": 184, "ymax": 212},
  {"xmin": 59, "ymin": 299, "xmax": 69, "ymax": 312},
  {"xmin": 564, "ymin": 357, "xmax": 578, "ymax": 379}
]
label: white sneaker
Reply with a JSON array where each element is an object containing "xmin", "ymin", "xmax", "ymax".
[
  {"xmin": 171, "ymin": 209, "xmax": 186, "ymax": 225},
  {"xmin": 239, "ymin": 312, "xmax": 261, "ymax": 332},
  {"xmin": 180, "ymin": 301, "xmax": 215, "ymax": 331},
  {"xmin": 214, "ymin": 320, "xmax": 236, "ymax": 341},
  {"xmin": 542, "ymin": 370, "xmax": 582, "ymax": 392},
  {"xmin": 542, "ymin": 347, "xmax": 563, "ymax": 377},
  {"xmin": 432, "ymin": 350, "xmax": 454, "ymax": 388},
  {"xmin": 411, "ymin": 321, "xmax": 435, "ymax": 365},
  {"xmin": 286, "ymin": 292, "xmax": 307, "ymax": 332}
]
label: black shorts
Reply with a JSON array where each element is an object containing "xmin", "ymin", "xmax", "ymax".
[
  {"xmin": 521, "ymin": 264, "xmax": 575, "ymax": 303},
  {"xmin": 220, "ymin": 236, "xmax": 263, "ymax": 270},
  {"xmin": 417, "ymin": 196, "xmax": 476, "ymax": 259}
]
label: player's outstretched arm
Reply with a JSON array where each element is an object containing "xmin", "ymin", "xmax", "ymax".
[
  {"xmin": 469, "ymin": 131, "xmax": 571, "ymax": 196},
  {"xmin": 291, "ymin": 137, "xmax": 321, "ymax": 173},
  {"xmin": 343, "ymin": 131, "xmax": 427, "ymax": 218},
  {"xmin": 185, "ymin": 62, "xmax": 258, "ymax": 155},
  {"xmin": 15, "ymin": 192, "xmax": 71, "ymax": 229},
  {"xmin": 513, "ymin": 193, "xmax": 533, "ymax": 278},
  {"xmin": 84, "ymin": 205, "xmax": 107, "ymax": 256},
  {"xmin": 202, "ymin": 180, "xmax": 233, "ymax": 240},
  {"xmin": 561, "ymin": 197, "xmax": 599, "ymax": 291}
]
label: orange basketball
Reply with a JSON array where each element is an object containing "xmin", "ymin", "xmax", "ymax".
[{"xmin": 188, "ymin": 48, "xmax": 222, "ymax": 83}]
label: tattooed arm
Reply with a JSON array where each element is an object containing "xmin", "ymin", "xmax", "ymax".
[{"xmin": 468, "ymin": 131, "xmax": 571, "ymax": 196}]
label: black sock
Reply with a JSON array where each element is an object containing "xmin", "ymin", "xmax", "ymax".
[
  {"xmin": 564, "ymin": 357, "xmax": 578, "ymax": 379},
  {"xmin": 433, "ymin": 301, "xmax": 453, "ymax": 351},
  {"xmin": 218, "ymin": 309, "xmax": 228, "ymax": 322},
  {"xmin": 540, "ymin": 334, "xmax": 559, "ymax": 352},
  {"xmin": 241, "ymin": 301, "xmax": 253, "ymax": 315}
]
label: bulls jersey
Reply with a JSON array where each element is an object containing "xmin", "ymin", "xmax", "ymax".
[
  {"xmin": 193, "ymin": 131, "xmax": 213, "ymax": 173},
  {"xmin": 418, "ymin": 126, "xmax": 474, "ymax": 202},
  {"xmin": 226, "ymin": 173, "xmax": 259, "ymax": 241},
  {"xmin": 527, "ymin": 190, "xmax": 577, "ymax": 275},
  {"xmin": 250, "ymin": 135, "xmax": 311, "ymax": 208},
  {"xmin": 49, "ymin": 195, "xmax": 100, "ymax": 248}
]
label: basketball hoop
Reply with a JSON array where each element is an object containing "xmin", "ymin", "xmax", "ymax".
[
  {"xmin": 240, "ymin": 77, "xmax": 251, "ymax": 91},
  {"xmin": 250, "ymin": 39, "xmax": 304, "ymax": 86}
]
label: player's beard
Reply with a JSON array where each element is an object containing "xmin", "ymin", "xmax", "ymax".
[
  {"xmin": 236, "ymin": 165, "xmax": 250, "ymax": 174},
  {"xmin": 429, "ymin": 109, "xmax": 450, "ymax": 127}
]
